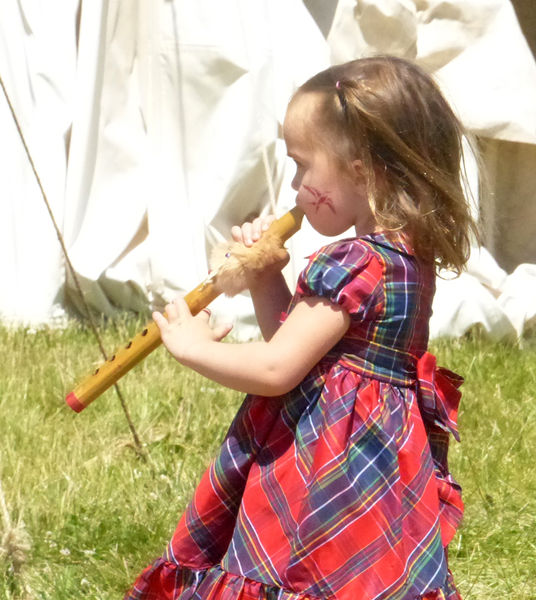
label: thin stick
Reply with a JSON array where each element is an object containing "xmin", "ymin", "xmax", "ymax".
[
  {"xmin": 261, "ymin": 144, "xmax": 278, "ymax": 215},
  {"xmin": 0, "ymin": 73, "xmax": 147, "ymax": 460}
]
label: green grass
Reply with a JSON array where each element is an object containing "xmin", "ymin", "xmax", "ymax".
[{"xmin": 0, "ymin": 319, "xmax": 535, "ymax": 599}]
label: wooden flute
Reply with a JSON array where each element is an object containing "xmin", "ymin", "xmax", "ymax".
[{"xmin": 65, "ymin": 206, "xmax": 304, "ymax": 412}]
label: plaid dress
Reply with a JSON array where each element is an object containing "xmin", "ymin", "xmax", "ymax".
[{"xmin": 125, "ymin": 233, "xmax": 464, "ymax": 600}]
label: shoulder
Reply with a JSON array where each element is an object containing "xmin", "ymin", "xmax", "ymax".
[
  {"xmin": 306, "ymin": 237, "xmax": 376, "ymax": 272},
  {"xmin": 297, "ymin": 237, "xmax": 383, "ymax": 304}
]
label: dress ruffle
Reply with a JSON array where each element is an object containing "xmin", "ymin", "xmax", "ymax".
[
  {"xmin": 126, "ymin": 560, "xmax": 321, "ymax": 599},
  {"xmin": 125, "ymin": 559, "xmax": 461, "ymax": 600}
]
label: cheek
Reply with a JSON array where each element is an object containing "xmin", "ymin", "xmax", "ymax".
[{"xmin": 302, "ymin": 185, "xmax": 336, "ymax": 214}]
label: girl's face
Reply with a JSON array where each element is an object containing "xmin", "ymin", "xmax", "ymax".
[{"xmin": 283, "ymin": 93, "xmax": 376, "ymax": 237}]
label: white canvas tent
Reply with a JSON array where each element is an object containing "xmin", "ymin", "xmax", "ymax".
[{"xmin": 1, "ymin": 0, "xmax": 535, "ymax": 341}]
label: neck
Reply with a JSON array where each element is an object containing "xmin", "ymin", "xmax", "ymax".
[{"xmin": 353, "ymin": 219, "xmax": 382, "ymax": 238}]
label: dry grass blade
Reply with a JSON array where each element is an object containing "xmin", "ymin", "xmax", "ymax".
[{"xmin": 0, "ymin": 476, "xmax": 33, "ymax": 598}]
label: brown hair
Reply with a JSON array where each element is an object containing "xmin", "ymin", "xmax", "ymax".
[{"xmin": 292, "ymin": 56, "xmax": 480, "ymax": 274}]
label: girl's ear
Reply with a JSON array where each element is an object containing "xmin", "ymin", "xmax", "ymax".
[{"xmin": 351, "ymin": 159, "xmax": 365, "ymax": 183}]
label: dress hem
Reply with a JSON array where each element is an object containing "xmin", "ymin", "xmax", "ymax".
[{"xmin": 124, "ymin": 558, "xmax": 461, "ymax": 600}]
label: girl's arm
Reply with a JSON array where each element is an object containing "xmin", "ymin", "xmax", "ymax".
[
  {"xmin": 154, "ymin": 294, "xmax": 350, "ymax": 397},
  {"xmin": 247, "ymin": 271, "xmax": 291, "ymax": 341}
]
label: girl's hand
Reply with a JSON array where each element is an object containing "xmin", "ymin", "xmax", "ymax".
[
  {"xmin": 230, "ymin": 215, "xmax": 289, "ymax": 282},
  {"xmin": 153, "ymin": 297, "xmax": 232, "ymax": 364},
  {"xmin": 231, "ymin": 215, "xmax": 276, "ymax": 247},
  {"xmin": 228, "ymin": 214, "xmax": 291, "ymax": 342}
]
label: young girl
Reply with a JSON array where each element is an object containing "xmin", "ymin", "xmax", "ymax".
[{"xmin": 125, "ymin": 56, "xmax": 477, "ymax": 600}]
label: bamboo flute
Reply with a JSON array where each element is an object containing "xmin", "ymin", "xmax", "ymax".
[{"xmin": 65, "ymin": 206, "xmax": 304, "ymax": 412}]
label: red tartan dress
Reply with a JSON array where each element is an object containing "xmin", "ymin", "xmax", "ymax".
[{"xmin": 125, "ymin": 233, "xmax": 464, "ymax": 600}]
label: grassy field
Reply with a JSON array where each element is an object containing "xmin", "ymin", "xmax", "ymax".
[{"xmin": 0, "ymin": 318, "xmax": 535, "ymax": 599}]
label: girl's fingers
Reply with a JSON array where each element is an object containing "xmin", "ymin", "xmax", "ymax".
[
  {"xmin": 171, "ymin": 296, "xmax": 192, "ymax": 320},
  {"xmin": 251, "ymin": 217, "xmax": 264, "ymax": 242},
  {"xmin": 164, "ymin": 301, "xmax": 178, "ymax": 320},
  {"xmin": 231, "ymin": 225, "xmax": 242, "ymax": 243},
  {"xmin": 231, "ymin": 223, "xmax": 252, "ymax": 245},
  {"xmin": 195, "ymin": 307, "xmax": 231, "ymax": 341},
  {"xmin": 253, "ymin": 216, "xmax": 275, "ymax": 240},
  {"xmin": 162, "ymin": 296, "xmax": 192, "ymax": 324},
  {"xmin": 230, "ymin": 215, "xmax": 276, "ymax": 246},
  {"xmin": 241, "ymin": 222, "xmax": 254, "ymax": 246},
  {"xmin": 200, "ymin": 308, "xmax": 212, "ymax": 321},
  {"xmin": 212, "ymin": 322, "xmax": 233, "ymax": 341},
  {"xmin": 152, "ymin": 311, "xmax": 167, "ymax": 329}
]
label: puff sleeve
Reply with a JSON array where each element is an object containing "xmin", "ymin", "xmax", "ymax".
[{"xmin": 295, "ymin": 239, "xmax": 383, "ymax": 321}]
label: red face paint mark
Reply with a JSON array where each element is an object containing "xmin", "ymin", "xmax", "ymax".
[{"xmin": 303, "ymin": 185, "xmax": 336, "ymax": 213}]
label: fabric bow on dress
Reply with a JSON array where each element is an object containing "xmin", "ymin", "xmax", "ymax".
[{"xmin": 416, "ymin": 352, "xmax": 464, "ymax": 547}]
